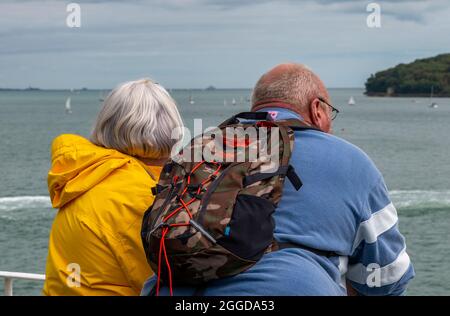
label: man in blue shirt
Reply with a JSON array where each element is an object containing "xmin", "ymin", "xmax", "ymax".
[{"xmin": 142, "ymin": 63, "xmax": 414, "ymax": 296}]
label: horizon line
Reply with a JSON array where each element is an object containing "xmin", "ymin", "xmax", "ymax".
[{"xmin": 0, "ymin": 87, "xmax": 365, "ymax": 91}]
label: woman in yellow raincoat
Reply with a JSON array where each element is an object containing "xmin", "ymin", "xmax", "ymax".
[{"xmin": 43, "ymin": 79, "xmax": 184, "ymax": 295}]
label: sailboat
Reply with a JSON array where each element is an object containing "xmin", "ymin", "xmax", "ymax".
[
  {"xmin": 429, "ymin": 86, "xmax": 438, "ymax": 109},
  {"xmin": 348, "ymin": 96, "xmax": 356, "ymax": 106},
  {"xmin": 65, "ymin": 97, "xmax": 72, "ymax": 114},
  {"xmin": 99, "ymin": 90, "xmax": 105, "ymax": 102},
  {"xmin": 231, "ymin": 98, "xmax": 237, "ymax": 106},
  {"xmin": 189, "ymin": 94, "xmax": 195, "ymax": 105}
]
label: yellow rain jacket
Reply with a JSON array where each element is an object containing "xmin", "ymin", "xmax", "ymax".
[{"xmin": 43, "ymin": 134, "xmax": 161, "ymax": 296}]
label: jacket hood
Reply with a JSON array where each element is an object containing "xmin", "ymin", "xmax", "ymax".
[{"xmin": 48, "ymin": 134, "xmax": 157, "ymax": 209}]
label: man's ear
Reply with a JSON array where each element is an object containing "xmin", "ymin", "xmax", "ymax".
[
  {"xmin": 309, "ymin": 98, "xmax": 328, "ymax": 132},
  {"xmin": 309, "ymin": 99, "xmax": 322, "ymax": 126}
]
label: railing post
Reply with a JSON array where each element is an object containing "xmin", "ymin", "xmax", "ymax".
[
  {"xmin": 1, "ymin": 271, "xmax": 45, "ymax": 296},
  {"xmin": 4, "ymin": 277, "xmax": 13, "ymax": 296}
]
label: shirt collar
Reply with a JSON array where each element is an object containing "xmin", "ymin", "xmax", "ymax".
[{"xmin": 255, "ymin": 107, "xmax": 304, "ymax": 121}]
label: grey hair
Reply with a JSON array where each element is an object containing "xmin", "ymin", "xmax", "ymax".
[
  {"xmin": 91, "ymin": 78, "xmax": 184, "ymax": 159},
  {"xmin": 251, "ymin": 63, "xmax": 327, "ymax": 111}
]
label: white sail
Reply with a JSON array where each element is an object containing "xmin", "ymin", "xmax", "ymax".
[
  {"xmin": 232, "ymin": 98, "xmax": 236, "ymax": 106},
  {"xmin": 348, "ymin": 96, "xmax": 356, "ymax": 105},
  {"xmin": 429, "ymin": 86, "xmax": 438, "ymax": 108},
  {"xmin": 189, "ymin": 94, "xmax": 195, "ymax": 105},
  {"xmin": 65, "ymin": 97, "xmax": 72, "ymax": 114}
]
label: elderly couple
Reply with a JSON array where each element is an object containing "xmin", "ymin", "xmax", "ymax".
[{"xmin": 43, "ymin": 63, "xmax": 414, "ymax": 296}]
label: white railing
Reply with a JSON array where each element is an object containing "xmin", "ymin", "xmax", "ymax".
[{"xmin": 0, "ymin": 271, "xmax": 45, "ymax": 296}]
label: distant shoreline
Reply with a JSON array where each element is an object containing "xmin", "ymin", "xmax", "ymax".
[
  {"xmin": 0, "ymin": 88, "xmax": 252, "ymax": 92},
  {"xmin": 0, "ymin": 87, "xmax": 364, "ymax": 92},
  {"xmin": 366, "ymin": 92, "xmax": 450, "ymax": 98},
  {"xmin": 4, "ymin": 87, "xmax": 449, "ymax": 98}
]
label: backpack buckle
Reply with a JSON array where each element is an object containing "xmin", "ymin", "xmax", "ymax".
[
  {"xmin": 149, "ymin": 221, "xmax": 170, "ymax": 235},
  {"xmin": 187, "ymin": 184, "xmax": 201, "ymax": 191}
]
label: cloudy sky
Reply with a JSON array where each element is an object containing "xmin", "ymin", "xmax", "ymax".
[{"xmin": 1, "ymin": 0, "xmax": 450, "ymax": 89}]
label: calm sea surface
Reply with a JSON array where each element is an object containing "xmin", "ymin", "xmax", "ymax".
[{"xmin": 1, "ymin": 88, "xmax": 449, "ymax": 295}]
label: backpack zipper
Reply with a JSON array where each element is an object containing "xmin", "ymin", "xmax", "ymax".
[
  {"xmin": 150, "ymin": 181, "xmax": 179, "ymax": 233},
  {"xmin": 196, "ymin": 162, "xmax": 240, "ymax": 227}
]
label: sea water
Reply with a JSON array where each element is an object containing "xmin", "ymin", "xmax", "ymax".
[{"xmin": 1, "ymin": 89, "xmax": 449, "ymax": 295}]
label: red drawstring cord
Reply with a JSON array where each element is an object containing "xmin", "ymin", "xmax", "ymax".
[
  {"xmin": 156, "ymin": 227, "xmax": 174, "ymax": 296},
  {"xmin": 156, "ymin": 161, "xmax": 221, "ymax": 296},
  {"xmin": 156, "ymin": 227, "xmax": 165, "ymax": 296},
  {"xmin": 180, "ymin": 199, "xmax": 193, "ymax": 219},
  {"xmin": 161, "ymin": 227, "xmax": 173, "ymax": 296}
]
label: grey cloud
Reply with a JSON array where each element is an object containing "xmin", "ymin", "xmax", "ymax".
[
  {"xmin": 111, "ymin": 0, "xmax": 449, "ymax": 23},
  {"xmin": 200, "ymin": 0, "xmax": 449, "ymax": 23},
  {"xmin": 1, "ymin": 0, "xmax": 449, "ymax": 89}
]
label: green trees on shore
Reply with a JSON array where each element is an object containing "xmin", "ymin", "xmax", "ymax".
[{"xmin": 365, "ymin": 53, "xmax": 450, "ymax": 97}]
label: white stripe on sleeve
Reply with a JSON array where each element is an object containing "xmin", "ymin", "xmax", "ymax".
[
  {"xmin": 352, "ymin": 202, "xmax": 398, "ymax": 253},
  {"xmin": 346, "ymin": 248, "xmax": 411, "ymax": 286}
]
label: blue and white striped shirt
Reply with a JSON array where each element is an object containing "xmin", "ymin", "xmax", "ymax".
[{"xmin": 142, "ymin": 107, "xmax": 414, "ymax": 296}]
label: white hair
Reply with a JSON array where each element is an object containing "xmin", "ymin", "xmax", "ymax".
[{"xmin": 91, "ymin": 78, "xmax": 184, "ymax": 159}]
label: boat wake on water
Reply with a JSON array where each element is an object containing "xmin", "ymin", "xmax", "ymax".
[
  {"xmin": 0, "ymin": 196, "xmax": 51, "ymax": 211},
  {"xmin": 0, "ymin": 192, "xmax": 449, "ymax": 220},
  {"xmin": 0, "ymin": 196, "xmax": 52, "ymax": 220},
  {"xmin": 390, "ymin": 190, "xmax": 450, "ymax": 214}
]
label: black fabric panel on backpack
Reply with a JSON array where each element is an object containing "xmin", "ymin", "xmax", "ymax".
[
  {"xmin": 217, "ymin": 194, "xmax": 275, "ymax": 261},
  {"xmin": 140, "ymin": 205, "xmax": 154, "ymax": 255}
]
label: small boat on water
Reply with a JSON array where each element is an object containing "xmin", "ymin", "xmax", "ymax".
[
  {"xmin": 348, "ymin": 96, "xmax": 356, "ymax": 106},
  {"xmin": 430, "ymin": 103, "xmax": 438, "ymax": 109},
  {"xmin": 429, "ymin": 86, "xmax": 438, "ymax": 109},
  {"xmin": 189, "ymin": 94, "xmax": 195, "ymax": 105},
  {"xmin": 99, "ymin": 90, "xmax": 106, "ymax": 102},
  {"xmin": 231, "ymin": 98, "xmax": 237, "ymax": 106},
  {"xmin": 65, "ymin": 97, "xmax": 72, "ymax": 114}
]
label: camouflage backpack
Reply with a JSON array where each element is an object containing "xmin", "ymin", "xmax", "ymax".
[{"xmin": 141, "ymin": 112, "xmax": 320, "ymax": 295}]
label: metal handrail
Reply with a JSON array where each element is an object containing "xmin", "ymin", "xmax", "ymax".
[{"xmin": 0, "ymin": 271, "xmax": 45, "ymax": 296}]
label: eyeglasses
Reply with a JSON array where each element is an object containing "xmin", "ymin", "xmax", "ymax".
[{"xmin": 318, "ymin": 97, "xmax": 339, "ymax": 120}]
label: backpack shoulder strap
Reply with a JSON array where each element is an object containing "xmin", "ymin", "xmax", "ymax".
[
  {"xmin": 218, "ymin": 112, "xmax": 272, "ymax": 127},
  {"xmin": 243, "ymin": 165, "xmax": 302, "ymax": 191}
]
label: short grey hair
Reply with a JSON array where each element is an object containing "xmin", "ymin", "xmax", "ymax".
[
  {"xmin": 91, "ymin": 78, "xmax": 184, "ymax": 159},
  {"xmin": 251, "ymin": 63, "xmax": 327, "ymax": 111}
]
